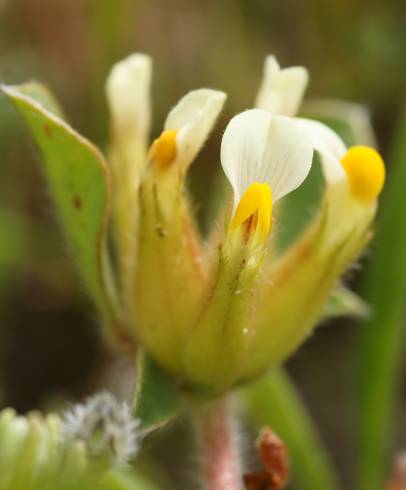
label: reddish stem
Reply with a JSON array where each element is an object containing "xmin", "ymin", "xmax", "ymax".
[{"xmin": 197, "ymin": 396, "xmax": 241, "ymax": 490}]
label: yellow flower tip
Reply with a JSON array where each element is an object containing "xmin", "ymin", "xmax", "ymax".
[
  {"xmin": 230, "ymin": 182, "xmax": 273, "ymax": 243},
  {"xmin": 149, "ymin": 129, "xmax": 178, "ymax": 168},
  {"xmin": 341, "ymin": 145, "xmax": 385, "ymax": 203}
]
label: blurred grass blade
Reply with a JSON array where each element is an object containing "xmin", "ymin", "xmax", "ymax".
[
  {"xmin": 356, "ymin": 108, "xmax": 406, "ymax": 490},
  {"xmin": 1, "ymin": 84, "xmax": 126, "ymax": 344},
  {"xmin": 134, "ymin": 351, "xmax": 182, "ymax": 431},
  {"xmin": 242, "ymin": 368, "xmax": 341, "ymax": 490}
]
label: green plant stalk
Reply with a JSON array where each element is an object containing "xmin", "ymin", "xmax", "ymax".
[
  {"xmin": 242, "ymin": 367, "xmax": 341, "ymax": 490},
  {"xmin": 356, "ymin": 108, "xmax": 406, "ymax": 490}
]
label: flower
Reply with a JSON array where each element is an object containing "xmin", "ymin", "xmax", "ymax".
[
  {"xmin": 2, "ymin": 53, "xmax": 385, "ymax": 394},
  {"xmin": 106, "ymin": 56, "xmax": 227, "ymax": 370},
  {"xmin": 179, "ymin": 57, "xmax": 385, "ymax": 389},
  {"xmin": 221, "ymin": 109, "xmax": 314, "ymax": 244},
  {"xmin": 223, "ymin": 56, "xmax": 385, "ymax": 379},
  {"xmin": 116, "ymin": 54, "xmax": 384, "ymax": 390},
  {"xmin": 105, "ymin": 54, "xmax": 226, "ymax": 313},
  {"xmin": 239, "ymin": 119, "xmax": 385, "ymax": 379}
]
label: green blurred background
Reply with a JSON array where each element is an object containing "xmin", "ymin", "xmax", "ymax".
[{"xmin": 1, "ymin": 0, "xmax": 406, "ymax": 488}]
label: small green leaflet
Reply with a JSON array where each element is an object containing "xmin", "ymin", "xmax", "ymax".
[
  {"xmin": 134, "ymin": 351, "xmax": 182, "ymax": 431},
  {"xmin": 323, "ymin": 285, "xmax": 370, "ymax": 321}
]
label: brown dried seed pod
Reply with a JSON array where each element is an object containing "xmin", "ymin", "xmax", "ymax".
[{"xmin": 243, "ymin": 428, "xmax": 288, "ymax": 490}]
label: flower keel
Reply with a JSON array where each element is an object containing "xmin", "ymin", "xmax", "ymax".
[{"xmin": 230, "ymin": 182, "xmax": 273, "ymax": 244}]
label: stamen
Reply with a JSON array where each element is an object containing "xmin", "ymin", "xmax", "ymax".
[
  {"xmin": 149, "ymin": 129, "xmax": 178, "ymax": 167},
  {"xmin": 341, "ymin": 145, "xmax": 385, "ymax": 203},
  {"xmin": 230, "ymin": 182, "xmax": 273, "ymax": 243}
]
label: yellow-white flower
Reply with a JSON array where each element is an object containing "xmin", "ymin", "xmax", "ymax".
[
  {"xmin": 106, "ymin": 55, "xmax": 227, "ymax": 370},
  {"xmin": 2, "ymin": 50, "xmax": 386, "ymax": 394},
  {"xmin": 106, "ymin": 54, "xmax": 226, "ymax": 174},
  {"xmin": 182, "ymin": 60, "xmax": 385, "ymax": 389},
  {"xmin": 255, "ymin": 55, "xmax": 308, "ymax": 116},
  {"xmin": 241, "ymin": 130, "xmax": 385, "ymax": 378},
  {"xmin": 220, "ymin": 109, "xmax": 314, "ymax": 243},
  {"xmin": 152, "ymin": 88, "xmax": 227, "ymax": 172},
  {"xmin": 105, "ymin": 53, "xmax": 226, "ymax": 313},
  {"xmin": 219, "ymin": 57, "xmax": 385, "ymax": 379},
  {"xmin": 109, "ymin": 53, "xmax": 385, "ymax": 390},
  {"xmin": 249, "ymin": 54, "xmax": 384, "ymax": 242}
]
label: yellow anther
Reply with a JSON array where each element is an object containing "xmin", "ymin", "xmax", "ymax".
[
  {"xmin": 230, "ymin": 182, "xmax": 273, "ymax": 243},
  {"xmin": 149, "ymin": 129, "xmax": 178, "ymax": 167},
  {"xmin": 341, "ymin": 145, "xmax": 385, "ymax": 203}
]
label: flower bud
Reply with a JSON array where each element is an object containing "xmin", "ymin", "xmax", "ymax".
[
  {"xmin": 63, "ymin": 392, "xmax": 139, "ymax": 467},
  {"xmin": 0, "ymin": 396, "xmax": 148, "ymax": 489}
]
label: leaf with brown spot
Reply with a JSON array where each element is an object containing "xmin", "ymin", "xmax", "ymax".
[
  {"xmin": 13, "ymin": 80, "xmax": 65, "ymax": 118},
  {"xmin": 72, "ymin": 195, "xmax": 83, "ymax": 210},
  {"xmin": 43, "ymin": 123, "xmax": 53, "ymax": 138},
  {"xmin": 1, "ymin": 83, "xmax": 128, "ymax": 346}
]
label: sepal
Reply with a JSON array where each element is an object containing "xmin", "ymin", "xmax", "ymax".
[
  {"xmin": 182, "ymin": 235, "xmax": 266, "ymax": 390},
  {"xmin": 133, "ymin": 351, "xmax": 183, "ymax": 431},
  {"xmin": 134, "ymin": 171, "xmax": 206, "ymax": 372}
]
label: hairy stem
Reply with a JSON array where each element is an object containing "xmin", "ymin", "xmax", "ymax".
[{"xmin": 196, "ymin": 395, "xmax": 241, "ymax": 490}]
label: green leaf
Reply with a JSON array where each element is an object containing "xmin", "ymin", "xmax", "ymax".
[
  {"xmin": 1, "ymin": 84, "xmax": 125, "ymax": 343},
  {"xmin": 242, "ymin": 368, "xmax": 341, "ymax": 490},
  {"xmin": 13, "ymin": 80, "xmax": 65, "ymax": 117},
  {"xmin": 134, "ymin": 351, "xmax": 182, "ymax": 431},
  {"xmin": 323, "ymin": 285, "xmax": 370, "ymax": 321},
  {"xmin": 355, "ymin": 107, "xmax": 406, "ymax": 490}
]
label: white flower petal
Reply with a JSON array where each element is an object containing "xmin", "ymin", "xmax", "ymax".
[
  {"xmin": 302, "ymin": 99, "xmax": 377, "ymax": 147},
  {"xmin": 292, "ymin": 118, "xmax": 347, "ymax": 184},
  {"xmin": 289, "ymin": 118, "xmax": 352, "ymax": 236},
  {"xmin": 221, "ymin": 109, "xmax": 314, "ymax": 206},
  {"xmin": 255, "ymin": 55, "xmax": 309, "ymax": 116},
  {"xmin": 106, "ymin": 53, "xmax": 152, "ymax": 145},
  {"xmin": 221, "ymin": 110, "xmax": 270, "ymax": 205},
  {"xmin": 164, "ymin": 89, "xmax": 226, "ymax": 171}
]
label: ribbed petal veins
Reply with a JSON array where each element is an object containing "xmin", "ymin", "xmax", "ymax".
[{"xmin": 221, "ymin": 109, "xmax": 314, "ymax": 207}]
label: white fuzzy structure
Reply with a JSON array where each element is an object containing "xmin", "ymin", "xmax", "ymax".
[{"xmin": 62, "ymin": 391, "xmax": 139, "ymax": 467}]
